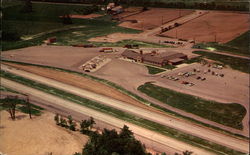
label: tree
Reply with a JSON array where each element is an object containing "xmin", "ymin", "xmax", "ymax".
[
  {"xmin": 82, "ymin": 125, "xmax": 148, "ymax": 155},
  {"xmin": 21, "ymin": 0, "xmax": 33, "ymax": 13},
  {"xmin": 54, "ymin": 114, "xmax": 60, "ymax": 125},
  {"xmin": 119, "ymin": 125, "xmax": 133, "ymax": 139},
  {"xmin": 62, "ymin": 14, "xmax": 72, "ymax": 24},
  {"xmin": 60, "ymin": 117, "xmax": 68, "ymax": 128},
  {"xmin": 182, "ymin": 151, "xmax": 193, "ymax": 155},
  {"xmin": 80, "ymin": 117, "xmax": 95, "ymax": 133},
  {"xmin": 0, "ymin": 96, "xmax": 19, "ymax": 120},
  {"xmin": 175, "ymin": 151, "xmax": 193, "ymax": 155},
  {"xmin": 68, "ymin": 115, "xmax": 76, "ymax": 131}
]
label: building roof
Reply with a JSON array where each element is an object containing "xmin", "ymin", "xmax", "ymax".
[
  {"xmin": 168, "ymin": 58, "xmax": 184, "ymax": 63},
  {"xmin": 111, "ymin": 6, "xmax": 123, "ymax": 11},
  {"xmin": 162, "ymin": 53, "xmax": 187, "ymax": 61},
  {"xmin": 122, "ymin": 50, "xmax": 187, "ymax": 64},
  {"xmin": 121, "ymin": 50, "xmax": 141, "ymax": 59},
  {"xmin": 142, "ymin": 54, "xmax": 164, "ymax": 64}
]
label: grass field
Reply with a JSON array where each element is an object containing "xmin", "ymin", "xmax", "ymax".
[
  {"xmin": 193, "ymin": 51, "xmax": 250, "ymax": 73},
  {"xmin": 0, "ymin": 70, "xmax": 245, "ymax": 155},
  {"xmin": 2, "ymin": 2, "xmax": 140, "ymax": 51},
  {"xmin": 145, "ymin": 65, "xmax": 166, "ymax": 74},
  {"xmin": 138, "ymin": 82, "xmax": 246, "ymax": 130},
  {"xmin": 193, "ymin": 31, "xmax": 250, "ymax": 56}
]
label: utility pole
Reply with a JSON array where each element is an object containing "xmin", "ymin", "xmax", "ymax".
[
  {"xmin": 141, "ymin": 21, "xmax": 143, "ymax": 30},
  {"xmin": 214, "ymin": 33, "xmax": 217, "ymax": 43},
  {"xmin": 175, "ymin": 29, "xmax": 178, "ymax": 39},
  {"xmin": 26, "ymin": 94, "xmax": 32, "ymax": 119}
]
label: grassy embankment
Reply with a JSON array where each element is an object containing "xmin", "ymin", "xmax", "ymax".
[
  {"xmin": 2, "ymin": 2, "xmax": 168, "ymax": 51},
  {"xmin": 2, "ymin": 59, "xmax": 249, "ymax": 140},
  {"xmin": 193, "ymin": 31, "xmax": 250, "ymax": 57},
  {"xmin": 0, "ymin": 86, "xmax": 21, "ymax": 94},
  {"xmin": 0, "ymin": 70, "xmax": 246, "ymax": 155},
  {"xmin": 138, "ymin": 82, "xmax": 246, "ymax": 130}
]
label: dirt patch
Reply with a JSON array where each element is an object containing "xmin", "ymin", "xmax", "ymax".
[
  {"xmin": 162, "ymin": 11, "xmax": 250, "ymax": 43},
  {"xmin": 0, "ymin": 111, "xmax": 88, "ymax": 155},
  {"xmin": 1, "ymin": 46, "xmax": 101, "ymax": 69},
  {"xmin": 88, "ymin": 33, "xmax": 138, "ymax": 43},
  {"xmin": 69, "ymin": 14, "xmax": 103, "ymax": 19},
  {"xmin": 119, "ymin": 8, "xmax": 194, "ymax": 30},
  {"xmin": 59, "ymin": 14, "xmax": 102, "ymax": 19}
]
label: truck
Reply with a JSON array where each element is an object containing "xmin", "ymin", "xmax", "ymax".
[{"xmin": 99, "ymin": 48, "xmax": 113, "ymax": 53}]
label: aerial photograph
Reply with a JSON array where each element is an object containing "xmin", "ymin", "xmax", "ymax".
[{"xmin": 0, "ymin": 0, "xmax": 249, "ymax": 155}]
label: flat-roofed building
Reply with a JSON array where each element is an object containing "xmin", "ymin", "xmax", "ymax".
[{"xmin": 121, "ymin": 49, "xmax": 188, "ymax": 66}]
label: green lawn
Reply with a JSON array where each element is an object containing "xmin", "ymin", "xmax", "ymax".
[
  {"xmin": 145, "ymin": 65, "xmax": 166, "ymax": 74},
  {"xmin": 193, "ymin": 31, "xmax": 250, "ymax": 56},
  {"xmin": 138, "ymin": 82, "xmax": 246, "ymax": 130},
  {"xmin": 0, "ymin": 70, "xmax": 245, "ymax": 155},
  {"xmin": 193, "ymin": 51, "xmax": 250, "ymax": 73}
]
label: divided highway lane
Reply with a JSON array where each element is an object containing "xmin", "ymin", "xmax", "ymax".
[
  {"xmin": 1, "ymin": 78, "xmax": 214, "ymax": 155},
  {"xmin": 1, "ymin": 64, "xmax": 249, "ymax": 153}
]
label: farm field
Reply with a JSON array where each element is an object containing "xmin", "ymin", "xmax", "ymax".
[
  {"xmin": 194, "ymin": 30, "xmax": 250, "ymax": 56},
  {"xmin": 119, "ymin": 8, "xmax": 194, "ymax": 30},
  {"xmin": 0, "ymin": 111, "xmax": 88, "ymax": 155},
  {"xmin": 162, "ymin": 11, "xmax": 249, "ymax": 43},
  {"xmin": 2, "ymin": 2, "xmax": 140, "ymax": 51}
]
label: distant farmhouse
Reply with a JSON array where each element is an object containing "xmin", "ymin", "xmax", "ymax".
[
  {"xmin": 122, "ymin": 50, "xmax": 187, "ymax": 66},
  {"xmin": 107, "ymin": 3, "xmax": 124, "ymax": 15}
]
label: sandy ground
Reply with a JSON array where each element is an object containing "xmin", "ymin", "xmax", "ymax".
[
  {"xmin": 1, "ymin": 46, "xmax": 102, "ymax": 69},
  {"xmin": 118, "ymin": 8, "xmax": 194, "ymax": 30},
  {"xmin": 1, "ymin": 78, "xmax": 216, "ymax": 155},
  {"xmin": 0, "ymin": 111, "xmax": 88, "ymax": 155},
  {"xmin": 69, "ymin": 14, "xmax": 102, "ymax": 19},
  {"xmin": 1, "ymin": 65, "xmax": 249, "ymax": 153},
  {"xmin": 162, "ymin": 11, "xmax": 250, "ymax": 43},
  {"xmin": 60, "ymin": 14, "xmax": 102, "ymax": 19},
  {"xmin": 0, "ymin": 92, "xmax": 162, "ymax": 155}
]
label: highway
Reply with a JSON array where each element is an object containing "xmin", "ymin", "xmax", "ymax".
[
  {"xmin": 1, "ymin": 64, "xmax": 249, "ymax": 153},
  {"xmin": 1, "ymin": 78, "xmax": 214, "ymax": 155}
]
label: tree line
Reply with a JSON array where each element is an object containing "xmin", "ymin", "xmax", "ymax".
[
  {"xmin": 30, "ymin": 0, "xmax": 249, "ymax": 11},
  {"xmin": 54, "ymin": 114, "xmax": 193, "ymax": 155}
]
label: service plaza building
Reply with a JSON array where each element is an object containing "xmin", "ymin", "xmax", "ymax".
[{"xmin": 122, "ymin": 49, "xmax": 188, "ymax": 66}]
